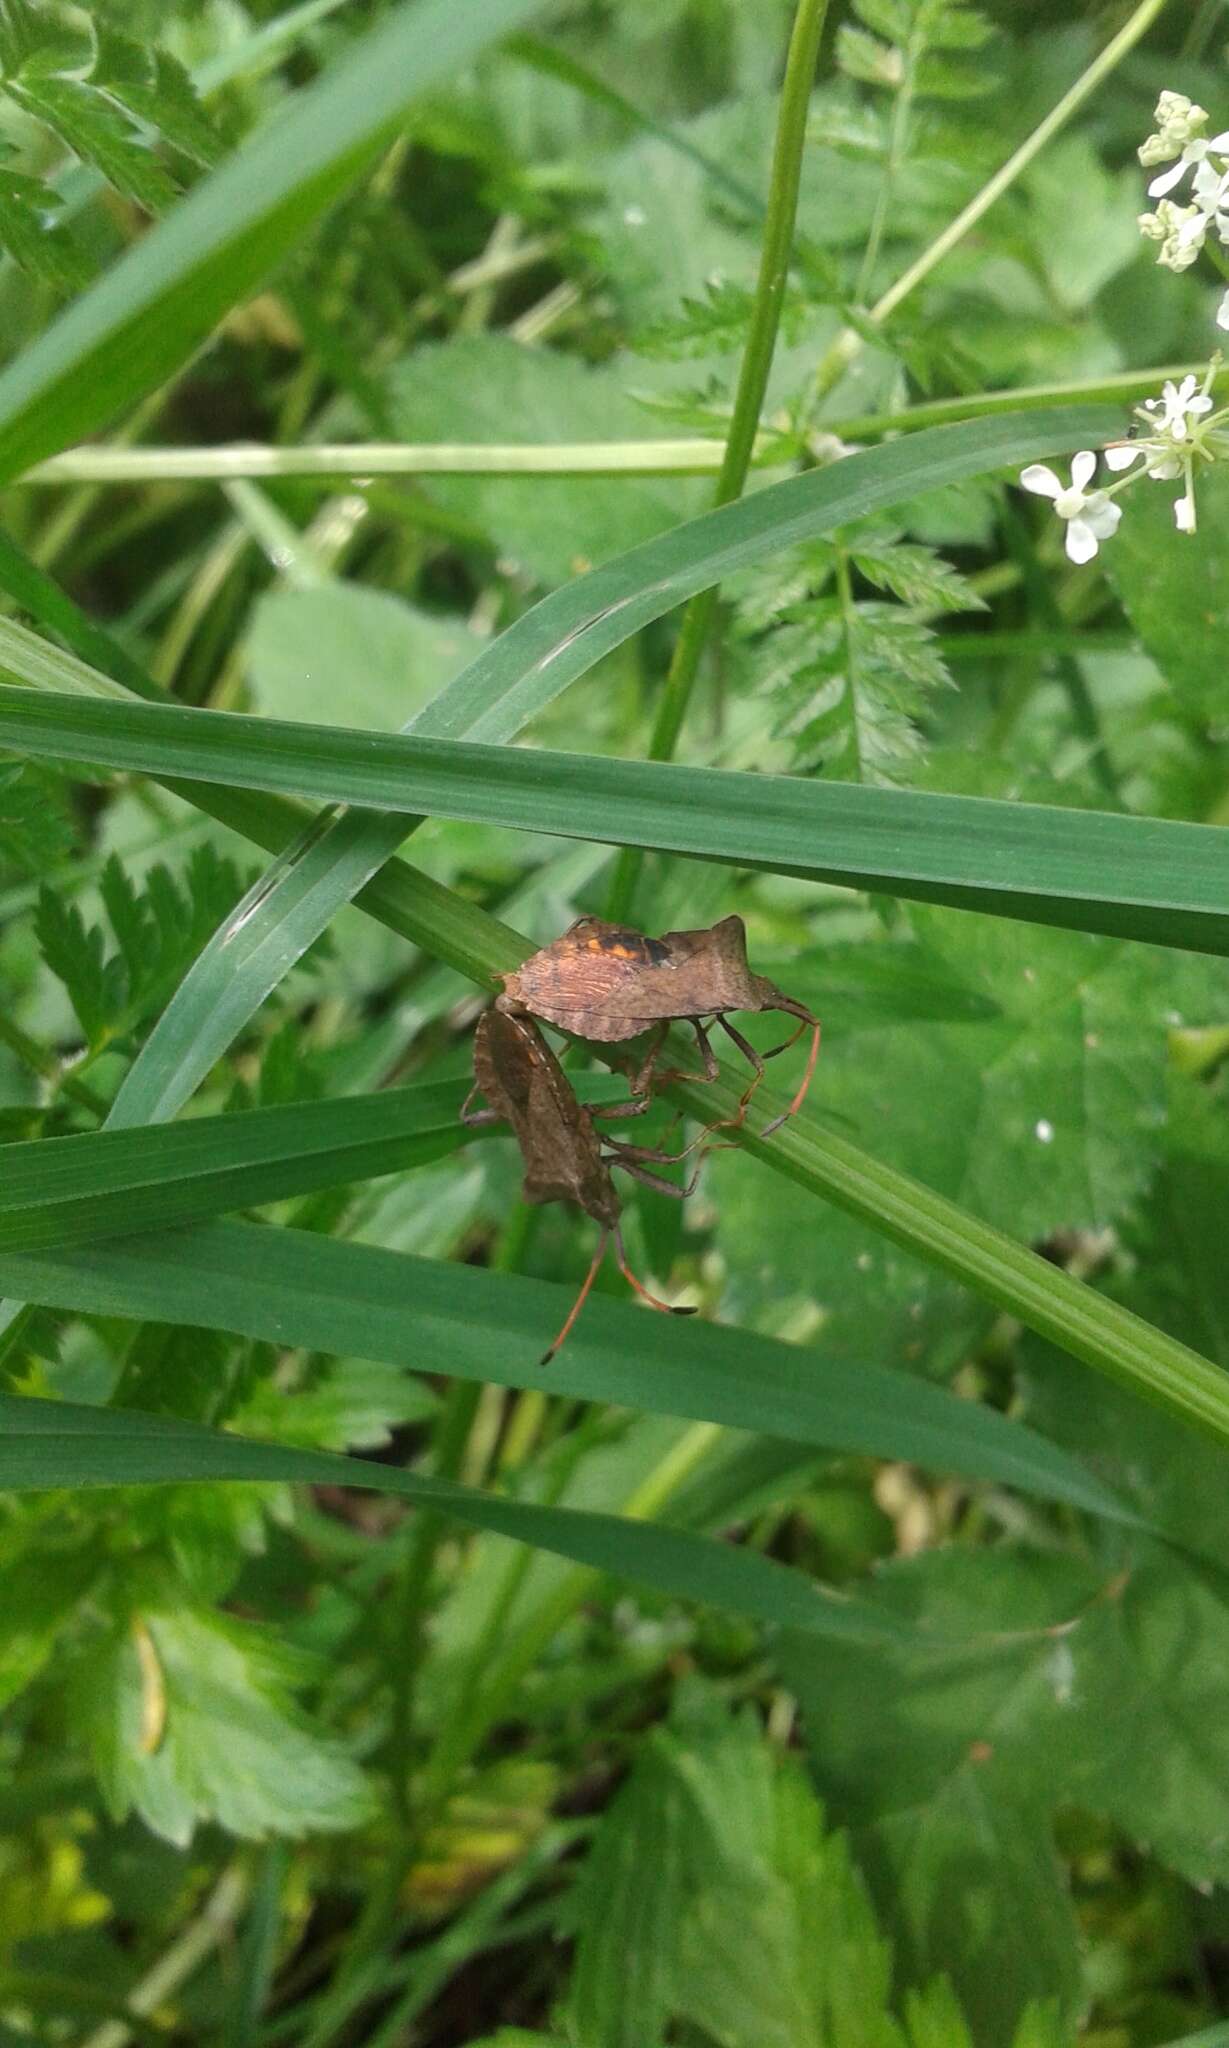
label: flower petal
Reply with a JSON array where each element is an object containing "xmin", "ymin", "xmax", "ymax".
[
  {"xmin": 1217, "ymin": 289, "xmax": 1229, "ymax": 330},
  {"xmin": 1103, "ymin": 443, "xmax": 1141, "ymax": 471},
  {"xmin": 1064, "ymin": 519, "xmax": 1099, "ymax": 565},
  {"xmin": 1174, "ymin": 493, "xmax": 1196, "ymax": 532},
  {"xmin": 1070, "ymin": 450, "xmax": 1096, "ymax": 491},
  {"xmin": 1019, "ymin": 463, "xmax": 1061, "ymax": 498},
  {"xmin": 1085, "ymin": 499, "xmax": 1121, "ymax": 540},
  {"xmin": 1207, "ymin": 131, "xmax": 1229, "ymax": 150},
  {"xmin": 1148, "ymin": 160, "xmax": 1189, "ymax": 196}
]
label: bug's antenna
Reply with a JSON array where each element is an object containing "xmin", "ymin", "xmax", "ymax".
[
  {"xmin": 540, "ymin": 1230, "xmax": 609, "ymax": 1366},
  {"xmin": 760, "ymin": 1017, "xmax": 821, "ymax": 1137}
]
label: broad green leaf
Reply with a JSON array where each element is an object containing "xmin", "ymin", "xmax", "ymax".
[
  {"xmin": 385, "ymin": 336, "xmax": 703, "ymax": 584},
  {"xmin": 0, "ymin": 1394, "xmax": 927, "ymax": 1650},
  {"xmin": 784, "ymin": 1540, "xmax": 1229, "ymax": 2035},
  {"xmin": 6, "ymin": 679, "xmax": 1227, "ymax": 955},
  {"xmin": 0, "ymin": 1220, "xmax": 1129, "ymax": 1523},
  {"xmin": 0, "ymin": 0, "xmax": 547, "ymax": 483},
  {"xmin": 569, "ymin": 1688, "xmax": 901, "ymax": 2048},
  {"xmin": 245, "ymin": 586, "xmax": 483, "ymax": 730}
]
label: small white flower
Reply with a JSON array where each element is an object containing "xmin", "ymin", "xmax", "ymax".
[
  {"xmin": 1019, "ymin": 451, "xmax": 1121, "ymax": 563},
  {"xmin": 1146, "ymin": 373, "xmax": 1214, "ymax": 440},
  {"xmin": 1174, "ymin": 492, "xmax": 1197, "ymax": 532},
  {"xmin": 1217, "ymin": 289, "xmax": 1229, "ymax": 332}
]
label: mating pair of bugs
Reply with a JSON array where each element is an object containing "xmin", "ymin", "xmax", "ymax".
[{"xmin": 461, "ymin": 913, "xmax": 821, "ymax": 1361}]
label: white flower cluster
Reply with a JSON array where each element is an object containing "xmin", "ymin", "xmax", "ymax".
[
  {"xmin": 1136, "ymin": 92, "xmax": 1229, "ymax": 327},
  {"xmin": 1020, "ymin": 93, "xmax": 1229, "ymax": 564}
]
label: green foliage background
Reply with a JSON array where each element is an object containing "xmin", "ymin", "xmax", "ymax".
[{"xmin": 1, "ymin": 0, "xmax": 1228, "ymax": 2041}]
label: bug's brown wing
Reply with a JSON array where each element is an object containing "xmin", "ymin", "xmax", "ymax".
[{"xmin": 503, "ymin": 923, "xmax": 680, "ymax": 1039}]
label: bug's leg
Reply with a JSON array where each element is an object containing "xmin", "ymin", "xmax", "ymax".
[
  {"xmin": 626, "ymin": 1021, "xmax": 670, "ymax": 1099},
  {"xmin": 626, "ymin": 1019, "xmax": 722, "ymax": 1103},
  {"xmin": 589, "ymin": 1088, "xmax": 654, "ymax": 1123},
  {"xmin": 540, "ymin": 1230, "xmax": 609, "ymax": 1366},
  {"xmin": 759, "ymin": 1018, "xmax": 822, "ymax": 1136},
  {"xmin": 604, "ymin": 1123, "xmax": 708, "ymax": 1169},
  {"xmin": 612, "ymin": 1221, "xmax": 698, "ymax": 1314},
  {"xmin": 460, "ymin": 1081, "xmax": 499, "ymax": 1128},
  {"xmin": 606, "ymin": 1138, "xmax": 700, "ymax": 1196},
  {"xmin": 699, "ymin": 1017, "xmax": 766, "ymax": 1135}
]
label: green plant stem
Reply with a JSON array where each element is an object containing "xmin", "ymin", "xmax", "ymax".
[
  {"xmin": 606, "ymin": 0, "xmax": 830, "ymax": 924},
  {"xmin": 854, "ymin": 10, "xmax": 920, "ymax": 302},
  {"xmin": 808, "ymin": 0, "xmax": 1169, "ymax": 407},
  {"xmin": 832, "ymin": 362, "xmax": 1229, "ymax": 440},
  {"xmin": 78, "ymin": 1862, "xmax": 248, "ymax": 2048},
  {"xmin": 18, "ymin": 438, "xmax": 750, "ymax": 484}
]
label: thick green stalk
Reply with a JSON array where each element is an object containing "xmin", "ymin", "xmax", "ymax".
[{"xmin": 606, "ymin": 0, "xmax": 830, "ymax": 922}]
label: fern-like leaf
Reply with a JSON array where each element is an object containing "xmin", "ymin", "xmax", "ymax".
[
  {"xmin": 634, "ymin": 278, "xmax": 813, "ymax": 361},
  {"xmin": 37, "ymin": 846, "xmax": 255, "ymax": 1056},
  {"xmin": 734, "ymin": 526, "xmax": 981, "ymax": 785},
  {"xmin": 0, "ymin": 0, "xmax": 222, "ymax": 285}
]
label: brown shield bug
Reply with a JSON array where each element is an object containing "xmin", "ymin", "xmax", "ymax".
[
  {"xmin": 461, "ymin": 1006, "xmax": 699, "ymax": 1363},
  {"xmin": 497, "ymin": 913, "xmax": 820, "ymax": 1137}
]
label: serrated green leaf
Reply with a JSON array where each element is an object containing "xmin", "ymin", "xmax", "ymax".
[
  {"xmin": 89, "ymin": 28, "xmax": 221, "ymax": 170},
  {"xmin": 785, "ymin": 1539, "xmax": 1229, "ymax": 2035},
  {"xmin": 8, "ymin": 73, "xmax": 177, "ymax": 211},
  {"xmin": 711, "ymin": 907, "xmax": 1216, "ymax": 1362},
  {"xmin": 1104, "ymin": 460, "xmax": 1229, "ymax": 729},
  {"xmin": 232, "ymin": 1356, "xmax": 438, "ymax": 1451},
  {"xmin": 71, "ymin": 1597, "xmax": 374, "ymax": 1845},
  {"xmin": 0, "ymin": 158, "xmax": 88, "ymax": 287}
]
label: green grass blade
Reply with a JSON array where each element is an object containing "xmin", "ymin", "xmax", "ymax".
[
  {"xmin": 0, "ymin": 1222, "xmax": 1134, "ymax": 1524},
  {"xmin": 4, "ymin": 684, "xmax": 1226, "ymax": 956},
  {"xmin": 0, "ymin": 1394, "xmax": 915, "ymax": 1649},
  {"xmin": 101, "ymin": 408, "xmax": 1117, "ymax": 1128},
  {"xmin": 0, "ymin": 0, "xmax": 546, "ymax": 484},
  {"xmin": 0, "ymin": 1081, "xmax": 489, "ymax": 1250}
]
